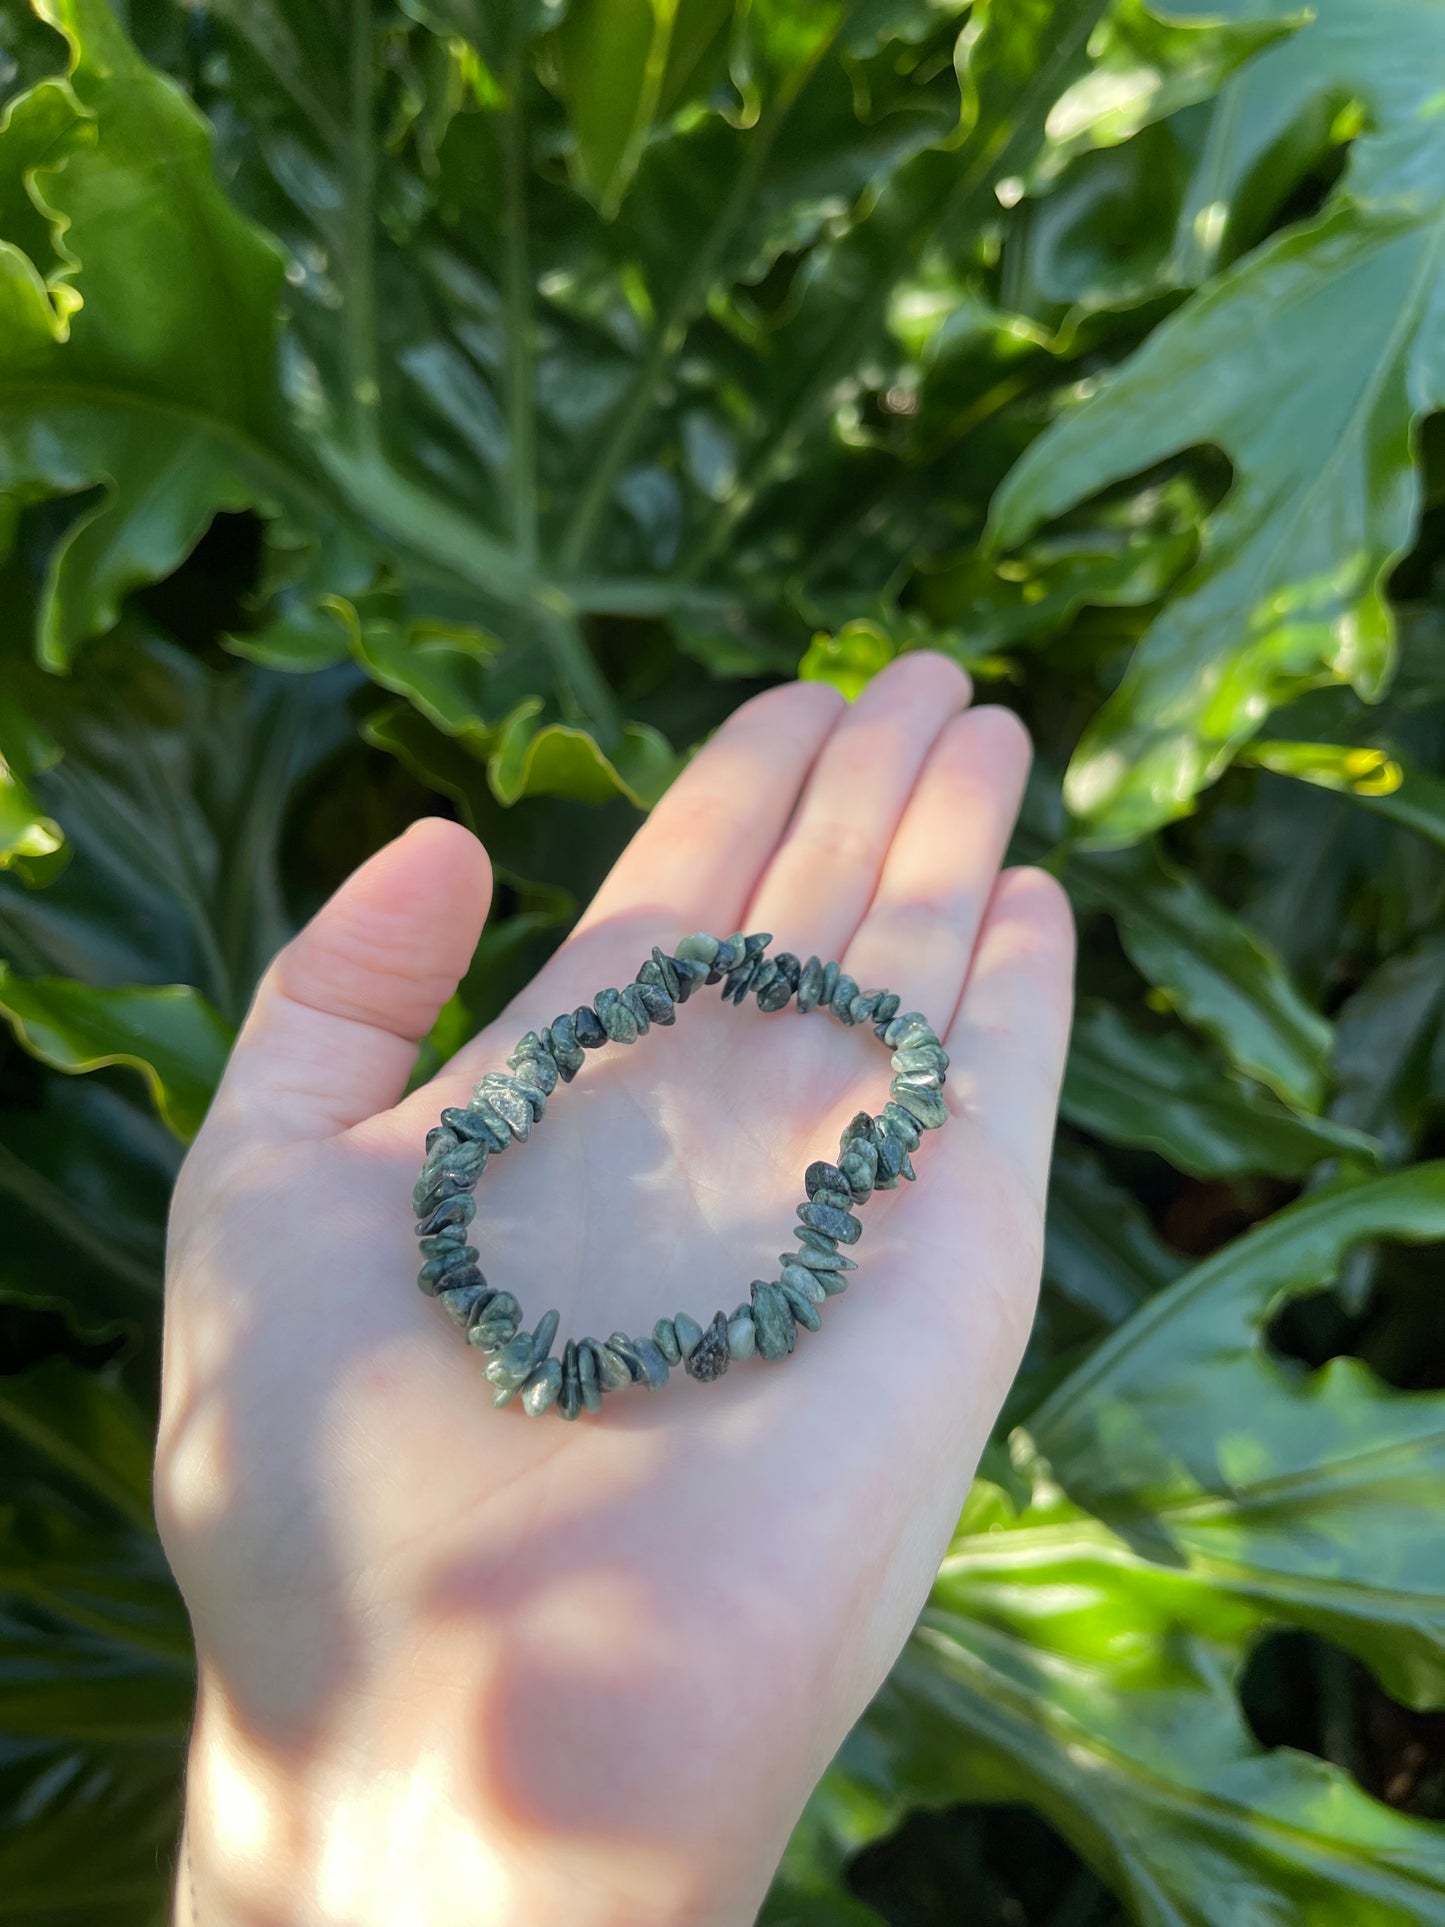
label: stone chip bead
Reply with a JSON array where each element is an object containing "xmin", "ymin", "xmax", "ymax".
[
  {"xmin": 412, "ymin": 926, "xmax": 949, "ymax": 1418},
  {"xmin": 685, "ymin": 1312, "xmax": 731, "ymax": 1381}
]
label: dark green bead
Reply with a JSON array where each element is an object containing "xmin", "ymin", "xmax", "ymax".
[
  {"xmin": 805, "ymin": 1160, "xmax": 848, "ymax": 1198},
  {"xmin": 783, "ymin": 1244, "xmax": 857, "ymax": 1273},
  {"xmin": 881, "ymin": 1100, "xmax": 923, "ymax": 1150},
  {"xmin": 634, "ymin": 981, "xmax": 676, "ymax": 1025},
  {"xmin": 415, "ymin": 1193, "xmax": 475, "ymax": 1237},
  {"xmin": 756, "ymin": 973, "xmax": 794, "ymax": 1014},
  {"xmin": 468, "ymin": 1296, "xmax": 521, "ymax": 1351},
  {"xmin": 809, "ymin": 1185, "xmax": 854, "ymax": 1213},
  {"xmin": 413, "ymin": 1171, "xmax": 473, "ymax": 1219},
  {"xmin": 574, "ymin": 1005, "xmax": 606, "ymax": 1048},
  {"xmin": 796, "ymin": 956, "xmax": 825, "ymax": 1012},
  {"xmin": 675, "ymin": 932, "xmax": 720, "ymax": 966},
  {"xmin": 630, "ymin": 1334, "xmax": 670, "ymax": 1389},
  {"xmin": 576, "ymin": 1340, "xmax": 603, "ymax": 1415},
  {"xmin": 607, "ymin": 1332, "xmax": 646, "ymax": 1381},
  {"xmin": 872, "ymin": 992, "xmax": 901, "ymax": 1029},
  {"xmin": 438, "ymin": 1280, "xmax": 493, "ymax": 1328},
  {"xmin": 779, "ymin": 1261, "xmax": 827, "ymax": 1303},
  {"xmin": 750, "ymin": 1281, "xmax": 795, "ymax": 1360},
  {"xmin": 521, "ymin": 1358, "xmax": 563, "ymax": 1416},
  {"xmin": 892, "ymin": 1067, "xmax": 944, "ymax": 1094},
  {"xmin": 749, "ymin": 957, "xmax": 781, "ymax": 1002},
  {"xmin": 427, "ymin": 1244, "xmax": 478, "ymax": 1278},
  {"xmin": 743, "ymin": 931, "xmax": 772, "ymax": 957},
  {"xmin": 653, "ymin": 1317, "xmax": 682, "ymax": 1364},
  {"xmin": 650, "ymin": 947, "xmax": 683, "ymax": 1000},
  {"xmin": 727, "ymin": 1312, "xmax": 757, "ymax": 1359},
  {"xmin": 722, "ymin": 958, "xmax": 758, "ymax": 1004},
  {"xmin": 485, "ymin": 1332, "xmax": 536, "ymax": 1388},
  {"xmin": 508, "ymin": 1035, "xmax": 559, "ymax": 1093},
  {"xmin": 596, "ymin": 987, "xmax": 640, "ymax": 1044},
  {"xmin": 709, "ymin": 932, "xmax": 747, "ymax": 979},
  {"xmin": 619, "ymin": 982, "xmax": 653, "ymax": 1035},
  {"xmin": 672, "ymin": 1312, "xmax": 704, "ymax": 1360},
  {"xmin": 779, "ymin": 1280, "xmax": 824, "ymax": 1331},
  {"xmin": 492, "ymin": 1379, "xmax": 524, "ymax": 1408},
  {"xmin": 592, "ymin": 1340, "xmax": 635, "ymax": 1392},
  {"xmin": 418, "ymin": 1259, "xmax": 468, "ymax": 1297},
  {"xmin": 881, "ymin": 1009, "xmax": 928, "ymax": 1048},
  {"xmin": 472, "ymin": 1097, "xmax": 520, "ymax": 1147},
  {"xmin": 795, "ymin": 1224, "xmax": 841, "ymax": 1255},
  {"xmin": 685, "ymin": 1311, "xmax": 730, "ymax": 1382},
  {"xmin": 424, "ymin": 1125, "xmax": 457, "ymax": 1156},
  {"xmin": 478, "ymin": 1078, "xmax": 536, "ymax": 1137},
  {"xmin": 512, "ymin": 1060, "xmax": 558, "ymax": 1106},
  {"xmin": 798, "ymin": 1200, "xmax": 862, "ymax": 1245},
  {"xmin": 530, "ymin": 1308, "xmax": 560, "ymax": 1362},
  {"xmin": 894, "ymin": 1083, "xmax": 949, "ymax": 1129},
  {"xmin": 504, "ymin": 1079, "xmax": 547, "ymax": 1125},
  {"xmin": 830, "ymin": 973, "xmax": 860, "ymax": 1022},
  {"xmin": 671, "ymin": 956, "xmax": 709, "ymax": 1002},
  {"xmin": 558, "ymin": 1340, "xmax": 582, "ymax": 1421},
  {"xmin": 442, "ymin": 1105, "xmax": 508, "ymax": 1151},
  {"xmin": 893, "ymin": 1042, "xmax": 949, "ymax": 1076},
  {"xmin": 849, "ymin": 989, "xmax": 884, "ymax": 1025},
  {"xmin": 900, "ymin": 1151, "xmax": 917, "ymax": 1182},
  {"xmin": 875, "ymin": 1132, "xmax": 906, "ymax": 1187},
  {"xmin": 417, "ymin": 1220, "xmax": 470, "ymax": 1255},
  {"xmin": 551, "ymin": 1012, "xmax": 579, "ymax": 1055},
  {"xmin": 840, "ymin": 1142, "xmax": 878, "ymax": 1201},
  {"xmin": 819, "ymin": 960, "xmax": 840, "ymax": 1009}
]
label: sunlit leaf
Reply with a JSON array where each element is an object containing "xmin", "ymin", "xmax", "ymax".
[{"xmin": 0, "ymin": 967, "xmax": 230, "ymax": 1140}]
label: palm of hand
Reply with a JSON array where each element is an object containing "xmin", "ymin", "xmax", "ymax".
[{"xmin": 158, "ymin": 658, "xmax": 1073, "ymax": 1927}]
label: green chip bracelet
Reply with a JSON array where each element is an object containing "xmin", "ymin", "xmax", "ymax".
[{"xmin": 411, "ymin": 930, "xmax": 951, "ymax": 1420}]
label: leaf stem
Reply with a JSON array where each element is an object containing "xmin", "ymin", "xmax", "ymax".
[
  {"xmin": 345, "ymin": 0, "xmax": 380, "ymax": 449},
  {"xmin": 677, "ymin": 0, "xmax": 1109, "ymax": 583},
  {"xmin": 556, "ymin": 46, "xmax": 831, "ymax": 576},
  {"xmin": 502, "ymin": 28, "xmax": 539, "ymax": 564}
]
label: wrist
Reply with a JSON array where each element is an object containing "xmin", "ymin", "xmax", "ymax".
[{"xmin": 178, "ymin": 1667, "xmax": 773, "ymax": 1927}]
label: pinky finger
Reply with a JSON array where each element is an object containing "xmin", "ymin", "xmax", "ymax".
[{"xmin": 943, "ymin": 867, "xmax": 1076, "ymax": 1213}]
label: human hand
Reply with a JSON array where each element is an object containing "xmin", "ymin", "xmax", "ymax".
[{"xmin": 156, "ymin": 654, "xmax": 1074, "ymax": 1927}]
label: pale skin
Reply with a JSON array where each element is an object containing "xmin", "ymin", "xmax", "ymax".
[{"xmin": 156, "ymin": 653, "xmax": 1075, "ymax": 1927}]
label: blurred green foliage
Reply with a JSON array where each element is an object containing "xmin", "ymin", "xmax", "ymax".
[{"xmin": 0, "ymin": 0, "xmax": 1442, "ymax": 1920}]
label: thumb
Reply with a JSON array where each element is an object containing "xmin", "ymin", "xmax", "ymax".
[{"xmin": 203, "ymin": 817, "xmax": 491, "ymax": 1147}]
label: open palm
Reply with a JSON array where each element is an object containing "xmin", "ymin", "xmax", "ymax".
[{"xmin": 157, "ymin": 655, "xmax": 1074, "ymax": 1927}]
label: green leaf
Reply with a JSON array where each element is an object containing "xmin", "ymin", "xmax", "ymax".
[
  {"xmin": 0, "ymin": 758, "xmax": 66, "ymax": 886},
  {"xmin": 0, "ymin": 964, "xmax": 230, "ymax": 1140},
  {"xmin": 1062, "ymin": 999, "xmax": 1379, "ymax": 1178},
  {"xmin": 1244, "ymin": 740, "xmax": 1445, "ymax": 853},
  {"xmin": 1043, "ymin": 1137, "xmax": 1184, "ymax": 1328},
  {"xmin": 489, "ymin": 701, "xmax": 678, "ymax": 808},
  {"xmin": 989, "ymin": 0, "xmax": 1445, "ymax": 840},
  {"xmin": 0, "ymin": 1359, "xmax": 155, "ymax": 1530},
  {"xmin": 859, "ymin": 1167, "xmax": 1445, "ymax": 1927},
  {"xmin": 0, "ymin": 624, "xmax": 358, "ymax": 1021},
  {"xmin": 0, "ymin": 1042, "xmax": 172, "ymax": 1342},
  {"xmin": 797, "ymin": 619, "xmax": 898, "ymax": 700},
  {"xmin": 1071, "ymin": 838, "xmax": 1333, "ymax": 1111},
  {"xmin": 1329, "ymin": 934, "xmax": 1445, "ymax": 1164},
  {"xmin": 554, "ymin": 0, "xmax": 732, "ymax": 215},
  {"xmin": 0, "ymin": 0, "xmax": 360, "ymax": 668}
]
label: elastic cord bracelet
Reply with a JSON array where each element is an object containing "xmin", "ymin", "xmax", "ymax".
[{"xmin": 411, "ymin": 931, "xmax": 950, "ymax": 1420}]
